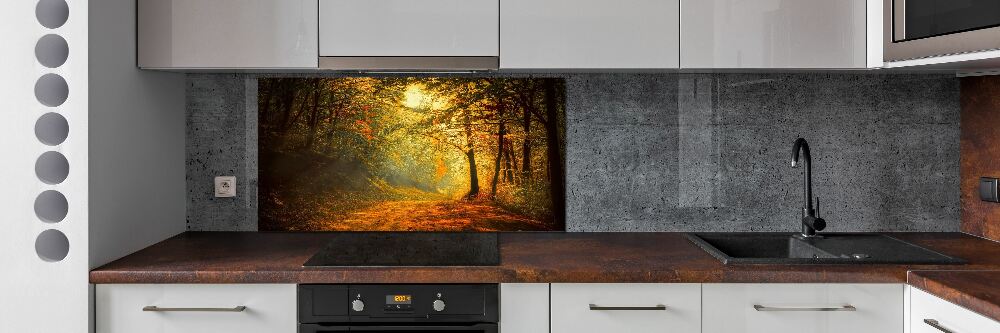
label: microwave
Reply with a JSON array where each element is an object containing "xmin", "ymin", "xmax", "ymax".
[{"xmin": 884, "ymin": 0, "xmax": 1000, "ymax": 62}]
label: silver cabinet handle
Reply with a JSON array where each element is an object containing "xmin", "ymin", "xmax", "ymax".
[
  {"xmin": 589, "ymin": 304, "xmax": 667, "ymax": 311},
  {"xmin": 753, "ymin": 304, "xmax": 856, "ymax": 312},
  {"xmin": 924, "ymin": 319, "xmax": 955, "ymax": 333},
  {"xmin": 143, "ymin": 306, "xmax": 247, "ymax": 312}
]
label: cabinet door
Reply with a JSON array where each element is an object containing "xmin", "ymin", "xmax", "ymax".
[
  {"xmin": 501, "ymin": 0, "xmax": 680, "ymax": 69},
  {"xmin": 550, "ymin": 283, "xmax": 700, "ymax": 333},
  {"xmin": 500, "ymin": 284, "xmax": 549, "ymax": 333},
  {"xmin": 702, "ymin": 284, "xmax": 903, "ymax": 333},
  {"xmin": 96, "ymin": 284, "xmax": 297, "ymax": 333},
  {"xmin": 319, "ymin": 0, "xmax": 499, "ymax": 57},
  {"xmin": 910, "ymin": 287, "xmax": 1000, "ymax": 333},
  {"xmin": 681, "ymin": 0, "xmax": 868, "ymax": 68},
  {"xmin": 137, "ymin": 0, "xmax": 318, "ymax": 69}
]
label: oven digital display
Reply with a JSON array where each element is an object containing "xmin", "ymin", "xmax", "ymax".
[{"xmin": 386, "ymin": 295, "xmax": 412, "ymax": 304}]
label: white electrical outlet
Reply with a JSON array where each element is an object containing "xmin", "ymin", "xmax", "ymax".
[{"xmin": 215, "ymin": 176, "xmax": 236, "ymax": 198}]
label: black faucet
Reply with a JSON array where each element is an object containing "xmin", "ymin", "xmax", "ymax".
[{"xmin": 791, "ymin": 138, "xmax": 826, "ymax": 237}]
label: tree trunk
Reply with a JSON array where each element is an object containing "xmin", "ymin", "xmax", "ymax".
[
  {"xmin": 521, "ymin": 104, "xmax": 532, "ymax": 180},
  {"xmin": 285, "ymin": 87, "xmax": 312, "ymax": 133},
  {"xmin": 462, "ymin": 109, "xmax": 480, "ymax": 200},
  {"xmin": 490, "ymin": 122, "xmax": 506, "ymax": 199},
  {"xmin": 273, "ymin": 80, "xmax": 297, "ymax": 149},
  {"xmin": 325, "ymin": 101, "xmax": 343, "ymax": 153},
  {"xmin": 504, "ymin": 143, "xmax": 515, "ymax": 183},
  {"xmin": 466, "ymin": 149, "xmax": 480, "ymax": 199},
  {"xmin": 304, "ymin": 81, "xmax": 321, "ymax": 150},
  {"xmin": 277, "ymin": 81, "xmax": 295, "ymax": 131},
  {"xmin": 543, "ymin": 79, "xmax": 565, "ymax": 224}
]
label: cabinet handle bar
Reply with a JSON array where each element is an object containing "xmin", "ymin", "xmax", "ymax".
[
  {"xmin": 753, "ymin": 304, "xmax": 856, "ymax": 312},
  {"xmin": 923, "ymin": 319, "xmax": 955, "ymax": 333},
  {"xmin": 588, "ymin": 304, "xmax": 667, "ymax": 311},
  {"xmin": 142, "ymin": 306, "xmax": 247, "ymax": 312}
]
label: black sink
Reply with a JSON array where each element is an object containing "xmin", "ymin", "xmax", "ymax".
[{"xmin": 686, "ymin": 233, "xmax": 965, "ymax": 265}]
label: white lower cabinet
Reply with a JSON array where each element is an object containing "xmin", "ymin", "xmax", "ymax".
[
  {"xmin": 702, "ymin": 284, "xmax": 904, "ymax": 333},
  {"xmin": 500, "ymin": 283, "xmax": 549, "ymax": 333},
  {"xmin": 910, "ymin": 287, "xmax": 1000, "ymax": 333},
  {"xmin": 550, "ymin": 283, "xmax": 701, "ymax": 333},
  {"xmin": 96, "ymin": 284, "xmax": 297, "ymax": 333},
  {"xmin": 94, "ymin": 282, "xmax": 1000, "ymax": 333}
]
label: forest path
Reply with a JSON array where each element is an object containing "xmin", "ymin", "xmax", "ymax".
[{"xmin": 324, "ymin": 200, "xmax": 552, "ymax": 231}]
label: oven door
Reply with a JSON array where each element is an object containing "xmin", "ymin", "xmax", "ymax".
[
  {"xmin": 300, "ymin": 323, "xmax": 498, "ymax": 333},
  {"xmin": 885, "ymin": 0, "xmax": 1000, "ymax": 61}
]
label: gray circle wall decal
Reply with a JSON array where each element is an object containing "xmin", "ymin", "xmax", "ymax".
[
  {"xmin": 35, "ymin": 151, "xmax": 70, "ymax": 185},
  {"xmin": 35, "ymin": 34, "xmax": 69, "ymax": 68},
  {"xmin": 35, "ymin": 112, "xmax": 69, "ymax": 146},
  {"xmin": 35, "ymin": 229, "xmax": 70, "ymax": 262},
  {"xmin": 36, "ymin": 0, "xmax": 69, "ymax": 29},
  {"xmin": 34, "ymin": 73, "xmax": 69, "ymax": 107},
  {"xmin": 34, "ymin": 190, "xmax": 68, "ymax": 223}
]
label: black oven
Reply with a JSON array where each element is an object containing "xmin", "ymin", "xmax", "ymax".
[{"xmin": 299, "ymin": 284, "xmax": 498, "ymax": 333}]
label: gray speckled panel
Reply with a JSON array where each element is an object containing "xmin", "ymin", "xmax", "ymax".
[
  {"xmin": 186, "ymin": 74, "xmax": 257, "ymax": 231},
  {"xmin": 185, "ymin": 73, "xmax": 960, "ymax": 232}
]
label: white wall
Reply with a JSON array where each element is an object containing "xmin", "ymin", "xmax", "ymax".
[
  {"xmin": 1, "ymin": 0, "xmax": 185, "ymax": 331},
  {"xmin": 0, "ymin": 0, "xmax": 90, "ymax": 331},
  {"xmin": 88, "ymin": 0, "xmax": 186, "ymax": 269}
]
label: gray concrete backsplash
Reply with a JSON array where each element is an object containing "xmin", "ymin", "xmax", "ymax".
[
  {"xmin": 186, "ymin": 75, "xmax": 257, "ymax": 231},
  {"xmin": 186, "ymin": 73, "xmax": 960, "ymax": 232}
]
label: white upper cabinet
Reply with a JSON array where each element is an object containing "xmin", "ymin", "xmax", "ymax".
[
  {"xmin": 681, "ymin": 0, "xmax": 878, "ymax": 68},
  {"xmin": 319, "ymin": 0, "xmax": 499, "ymax": 57},
  {"xmin": 137, "ymin": 0, "xmax": 318, "ymax": 69},
  {"xmin": 500, "ymin": 0, "xmax": 680, "ymax": 69},
  {"xmin": 134, "ymin": 0, "xmax": 892, "ymax": 70}
]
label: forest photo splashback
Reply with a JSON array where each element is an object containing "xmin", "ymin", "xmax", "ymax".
[{"xmin": 258, "ymin": 77, "xmax": 566, "ymax": 232}]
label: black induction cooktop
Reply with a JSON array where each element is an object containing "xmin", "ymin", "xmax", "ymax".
[{"xmin": 303, "ymin": 232, "xmax": 500, "ymax": 267}]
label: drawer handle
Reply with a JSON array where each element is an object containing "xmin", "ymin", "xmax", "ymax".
[
  {"xmin": 753, "ymin": 304, "xmax": 856, "ymax": 312},
  {"xmin": 923, "ymin": 319, "xmax": 955, "ymax": 333},
  {"xmin": 589, "ymin": 304, "xmax": 667, "ymax": 311},
  {"xmin": 143, "ymin": 306, "xmax": 247, "ymax": 312}
]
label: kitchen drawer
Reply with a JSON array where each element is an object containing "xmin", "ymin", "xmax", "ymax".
[
  {"xmin": 550, "ymin": 283, "xmax": 700, "ymax": 333},
  {"xmin": 703, "ymin": 283, "xmax": 903, "ymax": 333},
  {"xmin": 96, "ymin": 284, "xmax": 296, "ymax": 333},
  {"xmin": 910, "ymin": 287, "xmax": 1000, "ymax": 333}
]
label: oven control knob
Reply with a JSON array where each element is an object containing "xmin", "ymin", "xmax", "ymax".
[
  {"xmin": 351, "ymin": 299, "xmax": 365, "ymax": 312},
  {"xmin": 432, "ymin": 299, "xmax": 446, "ymax": 312}
]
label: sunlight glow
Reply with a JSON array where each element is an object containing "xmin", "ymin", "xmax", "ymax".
[
  {"xmin": 403, "ymin": 84, "xmax": 429, "ymax": 109},
  {"xmin": 402, "ymin": 84, "xmax": 450, "ymax": 110}
]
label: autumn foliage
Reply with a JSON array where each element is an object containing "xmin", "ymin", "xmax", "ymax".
[{"xmin": 258, "ymin": 77, "xmax": 566, "ymax": 231}]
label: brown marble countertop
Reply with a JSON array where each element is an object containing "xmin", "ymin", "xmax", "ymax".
[
  {"xmin": 908, "ymin": 270, "xmax": 1000, "ymax": 322},
  {"xmin": 91, "ymin": 232, "xmax": 1000, "ymax": 285}
]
